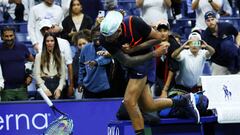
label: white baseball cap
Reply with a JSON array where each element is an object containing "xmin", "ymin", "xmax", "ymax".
[
  {"xmin": 39, "ymin": 19, "xmax": 53, "ymax": 30},
  {"xmin": 188, "ymin": 32, "xmax": 201, "ymax": 40},
  {"xmin": 100, "ymin": 11, "xmax": 123, "ymax": 37}
]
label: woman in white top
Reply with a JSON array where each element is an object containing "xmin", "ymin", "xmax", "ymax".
[
  {"xmin": 136, "ymin": 0, "xmax": 171, "ymax": 26},
  {"xmin": 34, "ymin": 32, "xmax": 66, "ymax": 99}
]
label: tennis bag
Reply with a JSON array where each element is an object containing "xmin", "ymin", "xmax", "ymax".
[{"xmin": 116, "ymin": 102, "xmax": 160, "ymax": 126}]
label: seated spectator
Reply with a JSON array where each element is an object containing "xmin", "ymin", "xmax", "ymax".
[
  {"xmin": 0, "ymin": 26, "xmax": 34, "ymax": 101},
  {"xmin": 61, "ymin": 0, "xmax": 93, "ymax": 44},
  {"xmin": 78, "ymin": 25, "xmax": 112, "ymax": 98},
  {"xmin": 34, "ymin": 32, "xmax": 66, "ymax": 100},
  {"xmin": 202, "ymin": 11, "xmax": 240, "ymax": 75}
]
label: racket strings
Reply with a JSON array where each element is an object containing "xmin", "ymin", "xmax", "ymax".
[{"xmin": 44, "ymin": 116, "xmax": 73, "ymax": 135}]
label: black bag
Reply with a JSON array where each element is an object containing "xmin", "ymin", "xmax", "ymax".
[{"xmin": 116, "ymin": 102, "xmax": 160, "ymax": 126}]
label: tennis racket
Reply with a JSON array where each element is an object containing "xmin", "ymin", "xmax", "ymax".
[{"xmin": 37, "ymin": 88, "xmax": 74, "ymax": 135}]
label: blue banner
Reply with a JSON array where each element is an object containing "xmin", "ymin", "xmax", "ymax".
[{"xmin": 0, "ymin": 99, "xmax": 122, "ymax": 135}]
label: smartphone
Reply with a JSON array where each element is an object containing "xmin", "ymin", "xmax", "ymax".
[
  {"xmin": 192, "ymin": 41, "xmax": 201, "ymax": 47},
  {"xmin": 98, "ymin": 10, "xmax": 105, "ymax": 17}
]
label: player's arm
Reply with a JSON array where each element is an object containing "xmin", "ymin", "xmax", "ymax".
[
  {"xmin": 113, "ymin": 44, "xmax": 168, "ymax": 67},
  {"xmin": 122, "ymin": 39, "xmax": 161, "ymax": 54}
]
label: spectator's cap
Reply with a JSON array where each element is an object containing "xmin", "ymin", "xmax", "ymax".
[
  {"xmin": 188, "ymin": 32, "xmax": 201, "ymax": 40},
  {"xmin": 39, "ymin": 19, "xmax": 52, "ymax": 30},
  {"xmin": 100, "ymin": 11, "xmax": 123, "ymax": 36},
  {"xmin": 156, "ymin": 19, "xmax": 170, "ymax": 30},
  {"xmin": 204, "ymin": 11, "xmax": 216, "ymax": 20}
]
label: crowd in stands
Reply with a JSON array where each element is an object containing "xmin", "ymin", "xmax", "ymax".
[{"xmin": 0, "ymin": 0, "xmax": 239, "ymax": 103}]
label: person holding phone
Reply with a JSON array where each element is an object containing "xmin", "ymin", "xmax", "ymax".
[
  {"xmin": 171, "ymin": 32, "xmax": 215, "ymax": 92},
  {"xmin": 157, "ymin": 32, "xmax": 215, "ymax": 118}
]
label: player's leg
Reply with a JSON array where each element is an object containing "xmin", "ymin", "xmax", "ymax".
[
  {"xmin": 123, "ymin": 77, "xmax": 147, "ymax": 133},
  {"xmin": 139, "ymin": 84, "xmax": 200, "ymax": 123},
  {"xmin": 139, "ymin": 84, "xmax": 173, "ymax": 112}
]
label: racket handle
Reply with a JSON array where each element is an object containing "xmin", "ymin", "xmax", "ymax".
[{"xmin": 37, "ymin": 88, "xmax": 53, "ymax": 107}]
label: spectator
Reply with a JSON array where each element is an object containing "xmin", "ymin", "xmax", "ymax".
[
  {"xmin": 202, "ymin": 11, "xmax": 240, "ymax": 75},
  {"xmin": 34, "ymin": 32, "xmax": 66, "ymax": 100},
  {"xmin": 136, "ymin": 0, "xmax": 171, "ymax": 26},
  {"xmin": 78, "ymin": 25, "xmax": 112, "ymax": 98},
  {"xmin": 71, "ymin": 29, "xmax": 91, "ymax": 99},
  {"xmin": 154, "ymin": 20, "xmax": 180, "ymax": 98},
  {"xmin": 0, "ymin": 26, "xmax": 34, "ymax": 101},
  {"xmin": 100, "ymin": 11, "xmax": 200, "ymax": 134},
  {"xmin": 172, "ymin": 32, "xmax": 215, "ymax": 92},
  {"xmin": 38, "ymin": 19, "xmax": 74, "ymax": 99},
  {"xmin": 158, "ymin": 32, "xmax": 215, "ymax": 118},
  {"xmin": 192, "ymin": 0, "xmax": 223, "ymax": 30},
  {"xmin": 28, "ymin": 0, "xmax": 63, "ymax": 53},
  {"xmin": 61, "ymin": 0, "xmax": 93, "ymax": 44}
]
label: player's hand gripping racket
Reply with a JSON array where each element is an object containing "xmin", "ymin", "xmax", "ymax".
[{"xmin": 37, "ymin": 88, "xmax": 73, "ymax": 135}]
